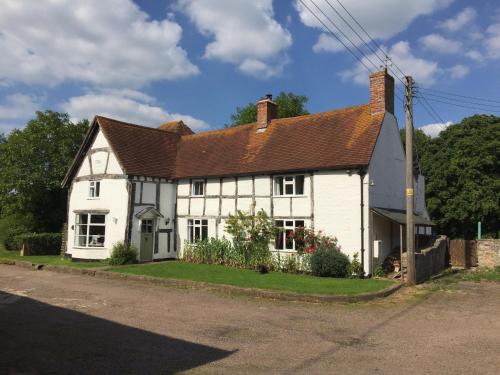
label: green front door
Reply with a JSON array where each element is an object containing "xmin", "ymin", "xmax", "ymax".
[{"xmin": 140, "ymin": 219, "xmax": 154, "ymax": 262}]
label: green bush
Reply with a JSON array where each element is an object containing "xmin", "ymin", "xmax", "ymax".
[
  {"xmin": 183, "ymin": 238, "xmax": 233, "ymax": 265},
  {"xmin": 13, "ymin": 233, "xmax": 62, "ymax": 255},
  {"xmin": 108, "ymin": 242, "xmax": 138, "ymax": 265},
  {"xmin": 311, "ymin": 248, "xmax": 350, "ymax": 278},
  {"xmin": 348, "ymin": 252, "xmax": 363, "ymax": 278},
  {"xmin": 0, "ymin": 214, "xmax": 36, "ymax": 250},
  {"xmin": 373, "ymin": 260, "xmax": 385, "ymax": 277}
]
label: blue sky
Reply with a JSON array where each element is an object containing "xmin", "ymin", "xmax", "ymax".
[{"xmin": 1, "ymin": 0, "xmax": 499, "ymax": 137}]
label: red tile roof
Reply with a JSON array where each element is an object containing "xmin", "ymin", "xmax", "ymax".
[
  {"xmin": 65, "ymin": 104, "xmax": 384, "ymax": 183},
  {"xmin": 174, "ymin": 104, "xmax": 384, "ymax": 178},
  {"xmin": 97, "ymin": 116, "xmax": 179, "ymax": 178}
]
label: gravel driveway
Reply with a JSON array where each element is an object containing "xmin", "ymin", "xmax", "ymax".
[{"xmin": 1, "ymin": 264, "xmax": 499, "ymax": 374}]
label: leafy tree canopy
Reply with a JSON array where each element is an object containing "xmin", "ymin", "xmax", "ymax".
[
  {"xmin": 404, "ymin": 115, "xmax": 499, "ymax": 239},
  {"xmin": 228, "ymin": 91, "xmax": 309, "ymax": 126},
  {"xmin": 0, "ymin": 111, "xmax": 89, "ymax": 232}
]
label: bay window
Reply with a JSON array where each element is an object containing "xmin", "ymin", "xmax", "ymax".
[{"xmin": 75, "ymin": 213, "xmax": 106, "ymax": 247}]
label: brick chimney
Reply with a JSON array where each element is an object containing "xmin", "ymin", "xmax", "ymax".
[
  {"xmin": 257, "ymin": 94, "xmax": 277, "ymax": 130},
  {"xmin": 369, "ymin": 68, "xmax": 394, "ymax": 115}
]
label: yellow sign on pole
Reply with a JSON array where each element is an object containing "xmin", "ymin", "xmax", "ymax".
[{"xmin": 406, "ymin": 188, "xmax": 414, "ymax": 196}]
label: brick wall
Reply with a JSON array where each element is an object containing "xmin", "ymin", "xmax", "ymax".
[{"xmin": 477, "ymin": 239, "xmax": 500, "ymax": 268}]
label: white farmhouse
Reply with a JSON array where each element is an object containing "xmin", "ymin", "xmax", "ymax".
[{"xmin": 62, "ymin": 69, "xmax": 432, "ymax": 274}]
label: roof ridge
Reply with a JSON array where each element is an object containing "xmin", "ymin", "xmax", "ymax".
[
  {"xmin": 96, "ymin": 115, "xmax": 177, "ymax": 135},
  {"xmin": 181, "ymin": 103, "xmax": 370, "ymax": 139}
]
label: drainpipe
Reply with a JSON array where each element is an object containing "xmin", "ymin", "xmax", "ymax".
[{"xmin": 358, "ymin": 168, "xmax": 367, "ymax": 277}]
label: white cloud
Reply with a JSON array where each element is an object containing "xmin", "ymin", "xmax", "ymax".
[
  {"xmin": 447, "ymin": 64, "xmax": 469, "ymax": 79},
  {"xmin": 0, "ymin": 94, "xmax": 41, "ymax": 119},
  {"xmin": 419, "ymin": 34, "xmax": 462, "ymax": 54},
  {"xmin": 312, "ymin": 34, "xmax": 344, "ymax": 53},
  {"xmin": 176, "ymin": 0, "xmax": 291, "ymax": 78},
  {"xmin": 341, "ymin": 41, "xmax": 439, "ymax": 86},
  {"xmin": 62, "ymin": 90, "xmax": 209, "ymax": 131},
  {"xmin": 295, "ymin": 0, "xmax": 453, "ymax": 52},
  {"xmin": 419, "ymin": 121, "xmax": 452, "ymax": 137},
  {"xmin": 0, "ymin": 0, "xmax": 198, "ymax": 87},
  {"xmin": 465, "ymin": 50, "xmax": 484, "ymax": 62},
  {"xmin": 0, "ymin": 123, "xmax": 20, "ymax": 135},
  {"xmin": 484, "ymin": 23, "xmax": 500, "ymax": 59},
  {"xmin": 438, "ymin": 7, "xmax": 477, "ymax": 32}
]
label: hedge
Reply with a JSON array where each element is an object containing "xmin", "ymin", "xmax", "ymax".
[{"xmin": 15, "ymin": 233, "xmax": 62, "ymax": 255}]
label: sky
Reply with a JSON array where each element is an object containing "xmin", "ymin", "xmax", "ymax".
[{"xmin": 1, "ymin": 0, "xmax": 499, "ymax": 137}]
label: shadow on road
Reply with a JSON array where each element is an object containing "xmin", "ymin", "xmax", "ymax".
[{"xmin": 0, "ymin": 291, "xmax": 234, "ymax": 374}]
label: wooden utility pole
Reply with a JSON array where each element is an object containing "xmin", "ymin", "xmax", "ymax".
[{"xmin": 405, "ymin": 76, "xmax": 416, "ymax": 286}]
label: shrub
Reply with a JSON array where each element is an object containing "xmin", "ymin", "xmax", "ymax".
[
  {"xmin": 108, "ymin": 242, "xmax": 138, "ymax": 265},
  {"xmin": 183, "ymin": 238, "xmax": 233, "ymax": 265},
  {"xmin": 373, "ymin": 260, "xmax": 385, "ymax": 277},
  {"xmin": 0, "ymin": 214, "xmax": 36, "ymax": 250},
  {"xmin": 348, "ymin": 252, "xmax": 363, "ymax": 278},
  {"xmin": 15, "ymin": 233, "xmax": 62, "ymax": 255},
  {"xmin": 311, "ymin": 248, "xmax": 350, "ymax": 278}
]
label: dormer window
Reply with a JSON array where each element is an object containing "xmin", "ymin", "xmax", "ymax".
[
  {"xmin": 274, "ymin": 175, "xmax": 305, "ymax": 196},
  {"xmin": 89, "ymin": 180, "xmax": 100, "ymax": 198},
  {"xmin": 192, "ymin": 179, "xmax": 204, "ymax": 196}
]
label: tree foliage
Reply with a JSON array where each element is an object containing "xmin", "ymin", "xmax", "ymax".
[
  {"xmin": 229, "ymin": 91, "xmax": 309, "ymax": 126},
  {"xmin": 404, "ymin": 115, "xmax": 499, "ymax": 239},
  {"xmin": 0, "ymin": 111, "xmax": 89, "ymax": 233}
]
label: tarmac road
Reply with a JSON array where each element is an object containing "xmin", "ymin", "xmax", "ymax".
[{"xmin": 0, "ymin": 264, "xmax": 499, "ymax": 374}]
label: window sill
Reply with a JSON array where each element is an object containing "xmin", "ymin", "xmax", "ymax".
[
  {"xmin": 273, "ymin": 195, "xmax": 307, "ymax": 198},
  {"xmin": 86, "ymin": 197, "xmax": 101, "ymax": 200},
  {"xmin": 72, "ymin": 246, "xmax": 107, "ymax": 250}
]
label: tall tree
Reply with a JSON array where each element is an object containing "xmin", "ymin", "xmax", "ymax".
[
  {"xmin": 229, "ymin": 92, "xmax": 309, "ymax": 126},
  {"xmin": 0, "ymin": 111, "xmax": 89, "ymax": 233},
  {"xmin": 409, "ymin": 115, "xmax": 499, "ymax": 239}
]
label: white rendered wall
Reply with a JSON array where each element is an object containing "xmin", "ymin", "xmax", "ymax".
[
  {"xmin": 68, "ymin": 128, "xmax": 128, "ymax": 259},
  {"xmin": 368, "ymin": 113, "xmax": 406, "ymax": 211},
  {"xmin": 313, "ymin": 170, "xmax": 370, "ymax": 272}
]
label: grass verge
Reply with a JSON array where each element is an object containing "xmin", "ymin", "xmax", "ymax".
[{"xmin": 108, "ymin": 261, "xmax": 395, "ymax": 295}]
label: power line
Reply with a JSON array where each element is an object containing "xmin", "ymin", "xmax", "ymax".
[
  {"xmin": 417, "ymin": 95, "xmax": 500, "ymax": 113},
  {"xmin": 420, "ymin": 87, "xmax": 500, "ymax": 105},
  {"xmin": 419, "ymin": 92, "xmax": 500, "ymax": 108}
]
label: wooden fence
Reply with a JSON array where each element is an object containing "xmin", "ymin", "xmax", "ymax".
[{"xmin": 449, "ymin": 239, "xmax": 477, "ymax": 268}]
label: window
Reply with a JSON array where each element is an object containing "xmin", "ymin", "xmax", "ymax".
[
  {"xmin": 192, "ymin": 180, "xmax": 204, "ymax": 196},
  {"xmin": 274, "ymin": 175, "xmax": 305, "ymax": 196},
  {"xmin": 275, "ymin": 220, "xmax": 305, "ymax": 250},
  {"xmin": 75, "ymin": 213, "xmax": 106, "ymax": 247},
  {"xmin": 89, "ymin": 180, "xmax": 100, "ymax": 198},
  {"xmin": 188, "ymin": 219, "xmax": 208, "ymax": 243}
]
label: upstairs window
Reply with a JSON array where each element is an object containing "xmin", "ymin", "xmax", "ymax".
[
  {"xmin": 192, "ymin": 180, "xmax": 204, "ymax": 196},
  {"xmin": 89, "ymin": 180, "xmax": 100, "ymax": 198},
  {"xmin": 188, "ymin": 219, "xmax": 208, "ymax": 243},
  {"xmin": 274, "ymin": 175, "xmax": 305, "ymax": 196}
]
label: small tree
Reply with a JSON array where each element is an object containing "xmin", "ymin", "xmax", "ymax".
[{"xmin": 225, "ymin": 209, "xmax": 275, "ymax": 268}]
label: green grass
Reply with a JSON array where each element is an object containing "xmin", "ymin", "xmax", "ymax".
[
  {"xmin": 437, "ymin": 267, "xmax": 500, "ymax": 284},
  {"xmin": 0, "ymin": 236, "xmax": 106, "ymax": 269},
  {"xmin": 108, "ymin": 261, "xmax": 395, "ymax": 295}
]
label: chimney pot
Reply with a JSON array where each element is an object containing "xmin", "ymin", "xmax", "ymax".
[{"xmin": 369, "ymin": 68, "xmax": 395, "ymax": 115}]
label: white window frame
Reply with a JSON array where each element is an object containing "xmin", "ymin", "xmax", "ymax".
[
  {"xmin": 188, "ymin": 219, "xmax": 208, "ymax": 243},
  {"xmin": 74, "ymin": 213, "xmax": 106, "ymax": 248},
  {"xmin": 275, "ymin": 219, "xmax": 305, "ymax": 251},
  {"xmin": 191, "ymin": 179, "xmax": 205, "ymax": 196},
  {"xmin": 88, "ymin": 180, "xmax": 101, "ymax": 198},
  {"xmin": 274, "ymin": 175, "xmax": 305, "ymax": 196}
]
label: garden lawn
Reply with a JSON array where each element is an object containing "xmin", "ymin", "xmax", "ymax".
[
  {"xmin": 0, "ymin": 237, "xmax": 105, "ymax": 269},
  {"xmin": 109, "ymin": 262, "xmax": 395, "ymax": 295}
]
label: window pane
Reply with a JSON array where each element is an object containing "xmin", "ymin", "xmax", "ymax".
[
  {"xmin": 76, "ymin": 224, "xmax": 87, "ymax": 236},
  {"xmin": 91, "ymin": 214, "xmax": 105, "ymax": 224},
  {"xmin": 275, "ymin": 177, "xmax": 283, "ymax": 195},
  {"xmin": 275, "ymin": 228, "xmax": 284, "ymax": 249},
  {"xmin": 96, "ymin": 181, "xmax": 100, "ymax": 197},
  {"xmin": 285, "ymin": 176, "xmax": 293, "ymax": 182},
  {"xmin": 295, "ymin": 175, "xmax": 304, "ymax": 195},
  {"xmin": 188, "ymin": 223, "xmax": 193, "ymax": 243},
  {"xmin": 76, "ymin": 214, "xmax": 88, "ymax": 225},
  {"xmin": 76, "ymin": 235, "xmax": 87, "ymax": 247},
  {"xmin": 285, "ymin": 229, "xmax": 294, "ymax": 249},
  {"xmin": 202, "ymin": 219, "xmax": 208, "ymax": 226},
  {"xmin": 285, "ymin": 220, "xmax": 293, "ymax": 227},
  {"xmin": 275, "ymin": 220, "xmax": 283, "ymax": 227},
  {"xmin": 194, "ymin": 226, "xmax": 200, "ymax": 242},
  {"xmin": 89, "ymin": 225, "xmax": 105, "ymax": 247},
  {"xmin": 201, "ymin": 225, "xmax": 208, "ymax": 240},
  {"xmin": 285, "ymin": 183, "xmax": 294, "ymax": 195},
  {"xmin": 295, "ymin": 220, "xmax": 305, "ymax": 228}
]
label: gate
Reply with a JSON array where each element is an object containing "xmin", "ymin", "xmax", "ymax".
[{"xmin": 450, "ymin": 239, "xmax": 477, "ymax": 268}]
